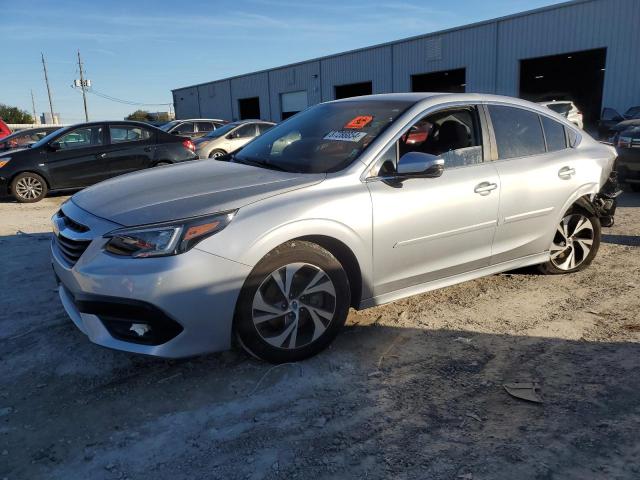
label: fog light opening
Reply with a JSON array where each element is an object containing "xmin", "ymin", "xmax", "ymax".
[{"xmin": 129, "ymin": 323, "xmax": 151, "ymax": 337}]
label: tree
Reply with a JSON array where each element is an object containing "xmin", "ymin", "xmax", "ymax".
[
  {"xmin": 0, "ymin": 104, "xmax": 34, "ymax": 124},
  {"xmin": 126, "ymin": 110, "xmax": 152, "ymax": 121}
]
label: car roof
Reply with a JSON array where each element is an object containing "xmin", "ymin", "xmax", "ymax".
[
  {"xmin": 175, "ymin": 118, "xmax": 226, "ymax": 122},
  {"xmin": 329, "ymin": 92, "xmax": 571, "ymax": 114},
  {"xmin": 3, "ymin": 126, "xmax": 59, "ymax": 137}
]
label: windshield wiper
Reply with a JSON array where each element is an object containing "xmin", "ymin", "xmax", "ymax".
[{"xmin": 233, "ymin": 156, "xmax": 288, "ymax": 172}]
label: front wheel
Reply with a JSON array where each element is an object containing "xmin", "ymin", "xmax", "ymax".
[
  {"xmin": 538, "ymin": 208, "xmax": 601, "ymax": 274},
  {"xmin": 11, "ymin": 172, "xmax": 48, "ymax": 203},
  {"xmin": 209, "ymin": 149, "xmax": 226, "ymax": 159},
  {"xmin": 234, "ymin": 241, "xmax": 350, "ymax": 363}
]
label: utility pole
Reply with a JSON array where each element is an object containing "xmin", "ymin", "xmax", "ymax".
[
  {"xmin": 30, "ymin": 90, "xmax": 38, "ymax": 125},
  {"xmin": 41, "ymin": 53, "xmax": 55, "ymax": 124},
  {"xmin": 77, "ymin": 50, "xmax": 89, "ymax": 122}
]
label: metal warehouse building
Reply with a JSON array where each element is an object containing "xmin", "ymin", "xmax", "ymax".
[{"xmin": 172, "ymin": 0, "xmax": 640, "ymax": 128}]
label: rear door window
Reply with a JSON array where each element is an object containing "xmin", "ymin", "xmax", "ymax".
[
  {"xmin": 234, "ymin": 124, "xmax": 257, "ymax": 138},
  {"xmin": 540, "ymin": 116, "xmax": 567, "ymax": 152},
  {"xmin": 196, "ymin": 122, "xmax": 214, "ymax": 133},
  {"xmin": 173, "ymin": 122, "xmax": 195, "ymax": 134},
  {"xmin": 256, "ymin": 123, "xmax": 274, "ymax": 135},
  {"xmin": 109, "ymin": 126, "xmax": 152, "ymax": 144},
  {"xmin": 488, "ymin": 105, "xmax": 546, "ymax": 159}
]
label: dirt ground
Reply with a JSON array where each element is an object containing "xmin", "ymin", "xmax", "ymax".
[{"xmin": 1, "ymin": 191, "xmax": 639, "ymax": 480}]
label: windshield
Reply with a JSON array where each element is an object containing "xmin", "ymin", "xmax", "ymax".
[
  {"xmin": 204, "ymin": 123, "xmax": 237, "ymax": 138},
  {"xmin": 30, "ymin": 127, "xmax": 67, "ymax": 149},
  {"xmin": 159, "ymin": 120, "xmax": 179, "ymax": 132},
  {"xmin": 626, "ymin": 107, "xmax": 640, "ymax": 119},
  {"xmin": 234, "ymin": 100, "xmax": 412, "ymax": 173}
]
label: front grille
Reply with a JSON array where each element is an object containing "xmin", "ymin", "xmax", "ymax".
[
  {"xmin": 53, "ymin": 209, "xmax": 92, "ymax": 266},
  {"xmin": 58, "ymin": 209, "xmax": 89, "ymax": 232},
  {"xmin": 55, "ymin": 233, "xmax": 91, "ymax": 266}
]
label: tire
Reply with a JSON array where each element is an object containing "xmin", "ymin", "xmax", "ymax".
[
  {"xmin": 538, "ymin": 207, "xmax": 601, "ymax": 275},
  {"xmin": 208, "ymin": 149, "xmax": 226, "ymax": 159},
  {"xmin": 11, "ymin": 172, "xmax": 48, "ymax": 203},
  {"xmin": 234, "ymin": 241, "xmax": 351, "ymax": 363},
  {"xmin": 154, "ymin": 161, "xmax": 171, "ymax": 167}
]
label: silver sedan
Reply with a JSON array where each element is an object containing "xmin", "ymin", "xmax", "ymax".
[{"xmin": 51, "ymin": 93, "xmax": 617, "ymax": 363}]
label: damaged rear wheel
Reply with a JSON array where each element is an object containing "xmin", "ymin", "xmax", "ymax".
[{"xmin": 538, "ymin": 208, "xmax": 600, "ymax": 275}]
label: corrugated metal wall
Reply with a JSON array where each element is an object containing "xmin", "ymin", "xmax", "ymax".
[
  {"xmin": 320, "ymin": 46, "xmax": 393, "ymax": 101},
  {"xmin": 198, "ymin": 80, "xmax": 232, "ymax": 120},
  {"xmin": 393, "ymin": 22, "xmax": 498, "ymax": 93},
  {"xmin": 268, "ymin": 61, "xmax": 321, "ymax": 120},
  {"xmin": 173, "ymin": 0, "xmax": 640, "ymax": 121},
  {"xmin": 495, "ymin": 0, "xmax": 640, "ymax": 111},
  {"xmin": 230, "ymin": 72, "xmax": 271, "ymax": 120}
]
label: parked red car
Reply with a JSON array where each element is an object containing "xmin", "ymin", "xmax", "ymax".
[{"xmin": 0, "ymin": 119, "xmax": 11, "ymax": 140}]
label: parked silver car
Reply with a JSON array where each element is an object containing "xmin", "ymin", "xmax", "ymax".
[
  {"xmin": 51, "ymin": 93, "xmax": 616, "ymax": 363},
  {"xmin": 194, "ymin": 120, "xmax": 275, "ymax": 159}
]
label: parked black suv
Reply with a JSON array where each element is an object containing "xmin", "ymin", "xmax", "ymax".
[{"xmin": 0, "ymin": 121, "xmax": 197, "ymax": 202}]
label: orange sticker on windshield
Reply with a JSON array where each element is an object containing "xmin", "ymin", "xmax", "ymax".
[{"xmin": 344, "ymin": 115, "xmax": 373, "ymax": 129}]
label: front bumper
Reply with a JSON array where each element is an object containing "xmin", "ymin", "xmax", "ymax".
[
  {"xmin": 616, "ymin": 147, "xmax": 640, "ymax": 184},
  {"xmin": 51, "ymin": 203, "xmax": 251, "ymax": 358}
]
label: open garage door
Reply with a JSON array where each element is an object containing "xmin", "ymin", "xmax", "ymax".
[
  {"xmin": 334, "ymin": 82, "xmax": 372, "ymax": 100},
  {"xmin": 520, "ymin": 48, "xmax": 606, "ymax": 129},
  {"xmin": 238, "ymin": 97, "xmax": 261, "ymax": 120},
  {"xmin": 412, "ymin": 68, "xmax": 466, "ymax": 93}
]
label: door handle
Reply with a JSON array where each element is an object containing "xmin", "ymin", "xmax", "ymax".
[
  {"xmin": 558, "ymin": 166, "xmax": 576, "ymax": 179},
  {"xmin": 96, "ymin": 152, "xmax": 107, "ymax": 159},
  {"xmin": 474, "ymin": 181, "xmax": 498, "ymax": 195}
]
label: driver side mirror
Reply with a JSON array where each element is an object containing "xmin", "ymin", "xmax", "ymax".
[
  {"xmin": 48, "ymin": 141, "xmax": 61, "ymax": 152},
  {"xmin": 397, "ymin": 152, "xmax": 444, "ymax": 178}
]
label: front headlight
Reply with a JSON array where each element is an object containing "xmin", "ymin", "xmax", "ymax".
[
  {"xmin": 0, "ymin": 157, "xmax": 11, "ymax": 168},
  {"xmin": 618, "ymin": 136, "xmax": 632, "ymax": 148},
  {"xmin": 104, "ymin": 211, "xmax": 236, "ymax": 258}
]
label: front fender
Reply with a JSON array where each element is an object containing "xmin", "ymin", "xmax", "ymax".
[{"xmin": 239, "ymin": 218, "xmax": 374, "ymax": 301}]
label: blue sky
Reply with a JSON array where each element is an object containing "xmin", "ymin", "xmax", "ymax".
[{"xmin": 2, "ymin": 0, "xmax": 560, "ymax": 123}]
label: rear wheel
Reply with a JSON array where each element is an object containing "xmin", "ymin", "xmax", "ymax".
[
  {"xmin": 11, "ymin": 172, "xmax": 48, "ymax": 203},
  {"xmin": 235, "ymin": 241, "xmax": 350, "ymax": 363},
  {"xmin": 538, "ymin": 208, "xmax": 600, "ymax": 274},
  {"xmin": 209, "ymin": 149, "xmax": 226, "ymax": 159}
]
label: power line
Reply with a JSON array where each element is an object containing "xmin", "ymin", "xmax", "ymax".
[{"xmin": 79, "ymin": 87, "xmax": 172, "ymax": 106}]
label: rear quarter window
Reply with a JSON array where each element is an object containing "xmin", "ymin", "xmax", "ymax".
[
  {"xmin": 541, "ymin": 116, "xmax": 567, "ymax": 152},
  {"xmin": 489, "ymin": 105, "xmax": 546, "ymax": 159}
]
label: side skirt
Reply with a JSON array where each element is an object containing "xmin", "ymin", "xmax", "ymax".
[{"xmin": 359, "ymin": 252, "xmax": 550, "ymax": 309}]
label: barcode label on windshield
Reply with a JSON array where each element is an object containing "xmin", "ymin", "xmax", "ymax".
[{"xmin": 323, "ymin": 130, "xmax": 368, "ymax": 142}]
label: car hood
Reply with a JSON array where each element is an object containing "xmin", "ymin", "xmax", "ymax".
[
  {"xmin": 613, "ymin": 119, "xmax": 640, "ymax": 131},
  {"xmin": 72, "ymin": 160, "xmax": 324, "ymax": 226}
]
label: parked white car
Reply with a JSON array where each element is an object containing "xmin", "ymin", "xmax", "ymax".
[
  {"xmin": 193, "ymin": 120, "xmax": 275, "ymax": 159},
  {"xmin": 538, "ymin": 101, "xmax": 584, "ymax": 129}
]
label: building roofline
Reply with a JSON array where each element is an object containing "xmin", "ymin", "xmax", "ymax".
[{"xmin": 172, "ymin": 0, "xmax": 593, "ymax": 92}]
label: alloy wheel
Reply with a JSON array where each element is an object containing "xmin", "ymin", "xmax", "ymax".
[
  {"xmin": 15, "ymin": 176, "xmax": 43, "ymax": 200},
  {"xmin": 210, "ymin": 151, "xmax": 224, "ymax": 158},
  {"xmin": 252, "ymin": 262, "xmax": 337, "ymax": 350},
  {"xmin": 550, "ymin": 213, "xmax": 594, "ymax": 270}
]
